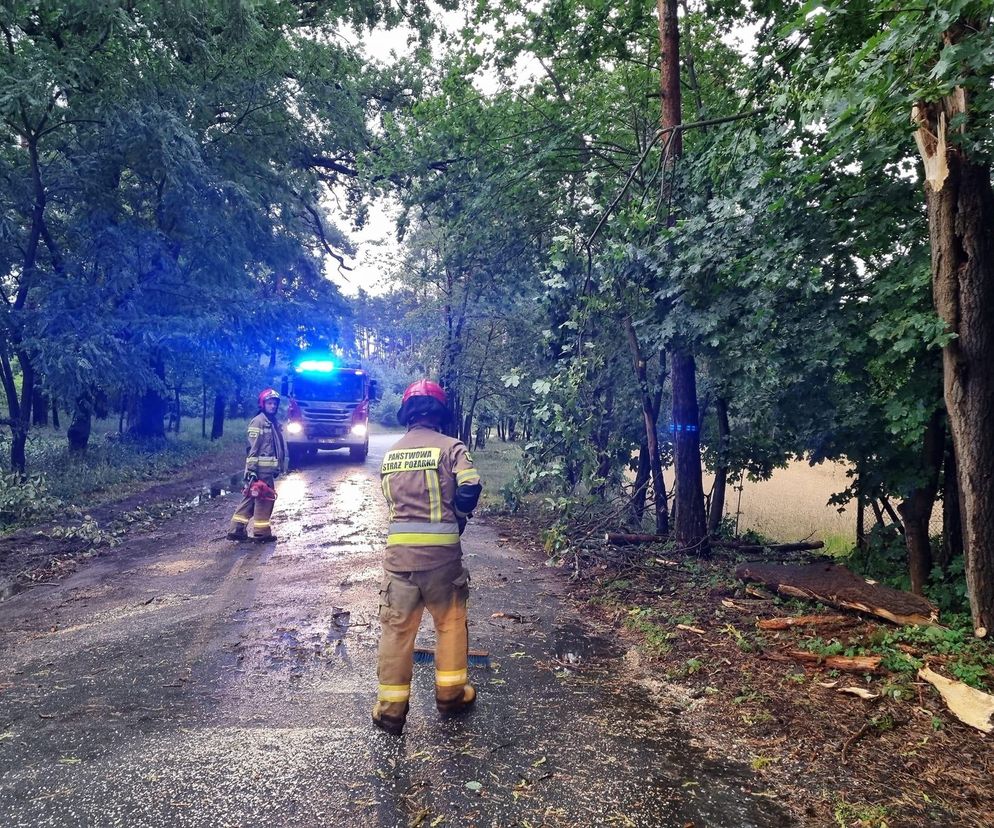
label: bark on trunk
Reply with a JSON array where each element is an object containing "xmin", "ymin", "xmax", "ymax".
[
  {"xmin": 32, "ymin": 388, "xmax": 48, "ymax": 427},
  {"xmin": 708, "ymin": 397, "xmax": 730, "ymax": 534},
  {"xmin": 622, "ymin": 319, "xmax": 669, "ymax": 534},
  {"xmin": 914, "ymin": 56, "xmax": 994, "ymax": 634},
  {"xmin": 68, "ymin": 398, "xmax": 92, "ymax": 453},
  {"xmin": 630, "ymin": 439, "xmax": 651, "ymax": 527},
  {"xmin": 940, "ymin": 435, "xmax": 963, "ymax": 572},
  {"xmin": 130, "ymin": 361, "xmax": 167, "ymax": 439},
  {"xmin": 896, "ymin": 409, "xmax": 945, "ymax": 595},
  {"xmin": 671, "ymin": 348, "xmax": 707, "ymax": 550},
  {"xmin": 130, "ymin": 389, "xmax": 167, "ymax": 439},
  {"xmin": 211, "ymin": 393, "xmax": 226, "ymax": 441}
]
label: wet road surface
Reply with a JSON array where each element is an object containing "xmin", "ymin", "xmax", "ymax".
[{"xmin": 0, "ymin": 434, "xmax": 794, "ymax": 827}]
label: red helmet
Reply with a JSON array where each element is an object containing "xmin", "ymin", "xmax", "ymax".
[
  {"xmin": 397, "ymin": 379, "xmax": 449, "ymax": 426},
  {"xmin": 402, "ymin": 379, "xmax": 447, "ymax": 407},
  {"xmin": 258, "ymin": 388, "xmax": 281, "ymax": 408}
]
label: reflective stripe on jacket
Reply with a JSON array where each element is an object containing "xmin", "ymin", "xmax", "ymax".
[
  {"xmin": 245, "ymin": 412, "xmax": 288, "ymax": 477},
  {"xmin": 380, "ymin": 425, "xmax": 481, "ymax": 571}
]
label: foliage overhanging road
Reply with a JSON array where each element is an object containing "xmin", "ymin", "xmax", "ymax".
[{"xmin": 0, "ymin": 434, "xmax": 791, "ymax": 827}]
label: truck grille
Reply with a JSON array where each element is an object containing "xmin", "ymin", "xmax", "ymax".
[{"xmin": 296, "ymin": 401, "xmax": 358, "ymax": 436}]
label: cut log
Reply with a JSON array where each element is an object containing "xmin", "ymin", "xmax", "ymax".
[
  {"xmin": 735, "ymin": 562, "xmax": 939, "ymax": 626},
  {"xmin": 784, "ymin": 650, "xmax": 882, "ymax": 673},
  {"xmin": 718, "ymin": 539, "xmax": 825, "ymax": 553},
  {"xmin": 605, "ymin": 532, "xmax": 669, "ymax": 545},
  {"xmin": 757, "ymin": 614, "xmax": 852, "ymax": 631},
  {"xmin": 604, "ymin": 532, "xmax": 825, "ymax": 553}
]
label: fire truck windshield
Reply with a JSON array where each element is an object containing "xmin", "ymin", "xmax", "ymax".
[{"xmin": 293, "ymin": 372, "xmax": 364, "ymax": 402}]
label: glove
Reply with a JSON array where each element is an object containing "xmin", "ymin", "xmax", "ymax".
[
  {"xmin": 243, "ymin": 470, "xmax": 258, "ymax": 485},
  {"xmin": 457, "ymin": 515, "xmax": 468, "ymax": 535}
]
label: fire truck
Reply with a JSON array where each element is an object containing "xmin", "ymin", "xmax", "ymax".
[{"xmin": 282, "ymin": 356, "xmax": 378, "ymax": 465}]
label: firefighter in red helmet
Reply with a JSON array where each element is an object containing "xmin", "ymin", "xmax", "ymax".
[
  {"xmin": 227, "ymin": 388, "xmax": 288, "ymax": 542},
  {"xmin": 372, "ymin": 379, "xmax": 483, "ymax": 735}
]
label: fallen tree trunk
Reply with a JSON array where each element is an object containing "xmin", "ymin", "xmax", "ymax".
[
  {"xmin": 604, "ymin": 532, "xmax": 824, "ymax": 553},
  {"xmin": 757, "ymin": 615, "xmax": 852, "ymax": 631},
  {"xmin": 736, "ymin": 562, "xmax": 939, "ymax": 626},
  {"xmin": 771, "ymin": 650, "xmax": 883, "ymax": 673}
]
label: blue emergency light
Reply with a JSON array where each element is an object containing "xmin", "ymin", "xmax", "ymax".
[{"xmin": 296, "ymin": 359, "xmax": 336, "ymax": 373}]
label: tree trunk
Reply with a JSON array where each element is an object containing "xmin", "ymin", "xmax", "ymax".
[
  {"xmin": 622, "ymin": 319, "xmax": 669, "ymax": 533},
  {"xmin": 130, "ymin": 361, "xmax": 167, "ymax": 439},
  {"xmin": 32, "ymin": 387, "xmax": 48, "ymax": 427},
  {"xmin": 211, "ymin": 393, "xmax": 226, "ymax": 441},
  {"xmin": 671, "ymin": 348, "xmax": 707, "ymax": 550},
  {"xmin": 914, "ymin": 57, "xmax": 994, "ymax": 634},
  {"xmin": 201, "ymin": 382, "xmax": 207, "ymax": 439},
  {"xmin": 896, "ymin": 409, "xmax": 945, "ymax": 595},
  {"xmin": 630, "ymin": 439, "xmax": 651, "ymax": 527},
  {"xmin": 708, "ymin": 397, "xmax": 730, "ymax": 535},
  {"xmin": 939, "ymin": 435, "xmax": 963, "ymax": 572},
  {"xmin": 68, "ymin": 398, "xmax": 92, "ymax": 453},
  {"xmin": 130, "ymin": 389, "xmax": 166, "ymax": 438},
  {"xmin": 51, "ymin": 398, "xmax": 60, "ymax": 430}
]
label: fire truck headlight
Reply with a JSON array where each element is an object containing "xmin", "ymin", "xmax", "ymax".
[
  {"xmin": 350, "ymin": 423, "xmax": 368, "ymax": 437},
  {"xmin": 287, "ymin": 421, "xmax": 303, "ymax": 435}
]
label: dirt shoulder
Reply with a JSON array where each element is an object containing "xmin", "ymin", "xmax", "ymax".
[
  {"xmin": 486, "ymin": 514, "xmax": 994, "ymax": 828},
  {"xmin": 0, "ymin": 440, "xmax": 245, "ymax": 599}
]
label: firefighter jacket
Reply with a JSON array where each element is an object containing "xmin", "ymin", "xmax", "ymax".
[
  {"xmin": 245, "ymin": 412, "xmax": 288, "ymax": 478},
  {"xmin": 380, "ymin": 424, "xmax": 481, "ymax": 572}
]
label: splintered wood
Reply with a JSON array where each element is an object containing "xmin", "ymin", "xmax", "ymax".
[
  {"xmin": 919, "ymin": 666, "xmax": 994, "ymax": 734},
  {"xmin": 757, "ymin": 614, "xmax": 851, "ymax": 631},
  {"xmin": 735, "ymin": 562, "xmax": 939, "ymax": 626}
]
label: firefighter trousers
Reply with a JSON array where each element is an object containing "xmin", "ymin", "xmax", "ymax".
[
  {"xmin": 228, "ymin": 475, "xmax": 276, "ymax": 538},
  {"xmin": 374, "ymin": 559, "xmax": 472, "ymax": 725}
]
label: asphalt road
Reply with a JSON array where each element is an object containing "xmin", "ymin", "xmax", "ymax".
[{"xmin": 0, "ymin": 433, "xmax": 794, "ymax": 827}]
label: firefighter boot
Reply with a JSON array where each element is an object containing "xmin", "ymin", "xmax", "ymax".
[
  {"xmin": 436, "ymin": 683, "xmax": 476, "ymax": 717},
  {"xmin": 372, "ymin": 702, "xmax": 409, "ymax": 736}
]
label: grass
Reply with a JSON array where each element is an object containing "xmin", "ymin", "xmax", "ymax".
[
  {"xmin": 0, "ymin": 425, "xmax": 243, "ymax": 531},
  {"xmin": 471, "ymin": 440, "xmax": 523, "ymax": 511}
]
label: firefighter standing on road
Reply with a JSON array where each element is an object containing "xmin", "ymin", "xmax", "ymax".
[
  {"xmin": 227, "ymin": 389, "xmax": 288, "ymax": 543},
  {"xmin": 372, "ymin": 380, "xmax": 483, "ymax": 736}
]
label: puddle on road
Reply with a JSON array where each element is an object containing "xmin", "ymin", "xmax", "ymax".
[
  {"xmin": 247, "ymin": 608, "xmax": 362, "ymax": 675},
  {"xmin": 551, "ymin": 621, "xmax": 622, "ymax": 666}
]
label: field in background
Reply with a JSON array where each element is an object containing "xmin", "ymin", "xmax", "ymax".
[
  {"xmin": 475, "ymin": 442, "xmax": 863, "ymax": 549},
  {"xmin": 472, "ymin": 441, "xmax": 523, "ymax": 510},
  {"xmin": 694, "ymin": 461, "xmax": 857, "ymax": 551}
]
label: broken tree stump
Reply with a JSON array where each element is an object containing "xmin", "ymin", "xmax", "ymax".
[{"xmin": 735, "ymin": 562, "xmax": 938, "ymax": 626}]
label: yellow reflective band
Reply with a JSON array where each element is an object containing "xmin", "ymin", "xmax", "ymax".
[
  {"xmin": 382, "ymin": 447, "xmax": 441, "ymax": 474},
  {"xmin": 435, "ymin": 669, "xmax": 468, "ymax": 687},
  {"xmin": 231, "ymin": 515, "xmax": 249, "ymax": 524},
  {"xmin": 377, "ymin": 684, "xmax": 411, "ymax": 703},
  {"xmin": 456, "ymin": 469, "xmax": 481, "ymax": 484},
  {"xmin": 254, "ymin": 521, "xmax": 270, "ymax": 528},
  {"xmin": 247, "ymin": 429, "xmax": 262, "ymax": 438},
  {"xmin": 386, "ymin": 533, "xmax": 460, "ymax": 546},
  {"xmin": 426, "ymin": 470, "xmax": 442, "ymax": 523},
  {"xmin": 256, "ymin": 458, "xmax": 279, "ymax": 466}
]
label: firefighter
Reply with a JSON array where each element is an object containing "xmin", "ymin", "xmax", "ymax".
[
  {"xmin": 226, "ymin": 388, "xmax": 288, "ymax": 543},
  {"xmin": 372, "ymin": 380, "xmax": 483, "ymax": 736}
]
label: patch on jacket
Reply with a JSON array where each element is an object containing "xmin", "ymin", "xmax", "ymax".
[{"xmin": 381, "ymin": 447, "xmax": 442, "ymax": 474}]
